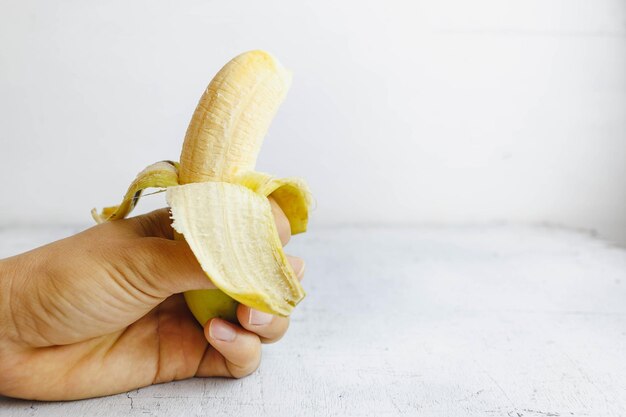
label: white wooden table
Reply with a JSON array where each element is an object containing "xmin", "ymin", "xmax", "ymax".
[{"xmin": 1, "ymin": 224, "xmax": 625, "ymax": 416}]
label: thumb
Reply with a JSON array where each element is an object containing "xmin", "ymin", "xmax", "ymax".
[
  {"xmin": 120, "ymin": 208, "xmax": 216, "ymax": 295},
  {"xmin": 128, "ymin": 236, "xmax": 217, "ymax": 298}
]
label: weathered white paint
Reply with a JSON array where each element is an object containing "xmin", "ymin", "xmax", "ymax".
[
  {"xmin": 1, "ymin": 224, "xmax": 625, "ymax": 416},
  {"xmin": 1, "ymin": 0, "xmax": 625, "ymax": 245}
]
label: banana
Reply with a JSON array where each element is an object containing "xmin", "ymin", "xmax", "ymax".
[{"xmin": 92, "ymin": 50, "xmax": 311, "ymax": 324}]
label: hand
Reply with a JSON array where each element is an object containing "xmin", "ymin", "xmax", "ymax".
[{"xmin": 0, "ymin": 198, "xmax": 305, "ymax": 401}]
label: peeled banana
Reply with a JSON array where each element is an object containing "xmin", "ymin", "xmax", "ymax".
[{"xmin": 93, "ymin": 50, "xmax": 311, "ymax": 324}]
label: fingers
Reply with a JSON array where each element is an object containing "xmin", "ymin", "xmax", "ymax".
[
  {"xmin": 196, "ymin": 319, "xmax": 262, "ymax": 378},
  {"xmin": 186, "ymin": 254, "xmax": 305, "ymax": 380},
  {"xmin": 235, "ymin": 305, "xmax": 289, "ymax": 344},
  {"xmin": 194, "ymin": 255, "xmax": 305, "ymax": 377}
]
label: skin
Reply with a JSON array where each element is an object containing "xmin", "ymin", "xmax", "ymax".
[{"xmin": 0, "ymin": 197, "xmax": 304, "ymax": 401}]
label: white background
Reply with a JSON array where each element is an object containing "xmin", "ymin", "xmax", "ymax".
[{"xmin": 1, "ymin": 0, "xmax": 625, "ymax": 244}]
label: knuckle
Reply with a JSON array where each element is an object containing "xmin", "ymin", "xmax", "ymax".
[
  {"xmin": 130, "ymin": 214, "xmax": 158, "ymax": 237},
  {"xmin": 125, "ymin": 238, "xmax": 163, "ymax": 272},
  {"xmin": 111, "ymin": 237, "xmax": 173, "ymax": 298},
  {"xmin": 128, "ymin": 209, "xmax": 171, "ymax": 238}
]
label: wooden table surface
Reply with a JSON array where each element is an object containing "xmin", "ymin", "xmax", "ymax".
[{"xmin": 1, "ymin": 224, "xmax": 625, "ymax": 416}]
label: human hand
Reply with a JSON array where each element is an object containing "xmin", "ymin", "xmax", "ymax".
[{"xmin": 0, "ymin": 198, "xmax": 305, "ymax": 400}]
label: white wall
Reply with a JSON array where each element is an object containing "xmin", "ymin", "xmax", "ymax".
[{"xmin": 1, "ymin": 0, "xmax": 625, "ymax": 244}]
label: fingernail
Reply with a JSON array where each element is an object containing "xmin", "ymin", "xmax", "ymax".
[
  {"xmin": 249, "ymin": 309, "xmax": 274, "ymax": 326},
  {"xmin": 287, "ymin": 255, "xmax": 305, "ymax": 279},
  {"xmin": 209, "ymin": 319, "xmax": 237, "ymax": 342}
]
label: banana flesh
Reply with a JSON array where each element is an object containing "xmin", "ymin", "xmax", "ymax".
[
  {"xmin": 92, "ymin": 50, "xmax": 311, "ymax": 322},
  {"xmin": 178, "ymin": 50, "xmax": 292, "ymax": 184}
]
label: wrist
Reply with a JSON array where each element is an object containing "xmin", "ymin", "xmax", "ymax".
[
  {"xmin": 0, "ymin": 258, "xmax": 17, "ymax": 344},
  {"xmin": 0, "ymin": 256, "xmax": 27, "ymax": 347},
  {"xmin": 0, "ymin": 257, "xmax": 21, "ymax": 396},
  {"xmin": 0, "ymin": 258, "xmax": 14, "ymax": 340},
  {"xmin": 0, "ymin": 254, "xmax": 50, "ymax": 399}
]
